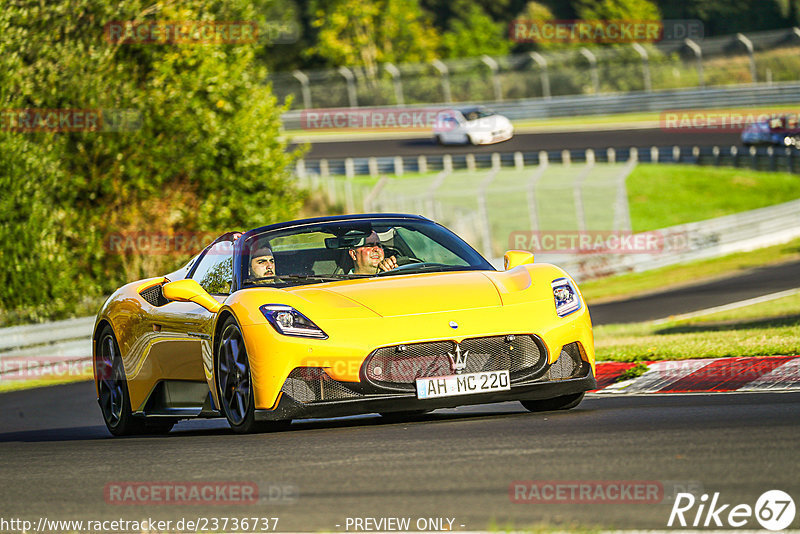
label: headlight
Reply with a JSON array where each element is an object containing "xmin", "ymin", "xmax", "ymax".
[
  {"xmin": 259, "ymin": 304, "xmax": 328, "ymax": 339},
  {"xmin": 551, "ymin": 278, "xmax": 581, "ymax": 317}
]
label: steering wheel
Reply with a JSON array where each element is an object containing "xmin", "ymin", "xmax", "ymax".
[{"xmin": 395, "ymin": 255, "xmax": 423, "ymax": 267}]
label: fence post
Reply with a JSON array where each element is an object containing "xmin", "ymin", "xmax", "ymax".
[
  {"xmin": 292, "ymin": 70, "xmax": 312, "ymax": 109},
  {"xmin": 338, "ymin": 66, "xmax": 358, "ymax": 108},
  {"xmin": 673, "ymin": 145, "xmax": 681, "ymax": 162},
  {"xmin": 562, "ymin": 149, "xmax": 571, "ymax": 165},
  {"xmin": 713, "ymin": 146, "xmax": 720, "ymax": 166},
  {"xmin": 651, "ymin": 146, "xmax": 659, "ymax": 163},
  {"xmin": 632, "ymin": 43, "xmax": 652, "ymax": 92},
  {"xmin": 443, "ymin": 154, "xmax": 453, "ymax": 173},
  {"xmin": 477, "ymin": 169, "xmax": 499, "ymax": 258},
  {"xmin": 418, "ymin": 155, "xmax": 428, "ymax": 174},
  {"xmin": 749, "ymin": 145, "xmax": 758, "ymax": 170},
  {"xmin": 736, "ymin": 33, "xmax": 757, "ymax": 83},
  {"xmin": 432, "ymin": 60, "xmax": 452, "ymax": 103},
  {"xmin": 579, "ymin": 48, "xmax": 599, "ymax": 94},
  {"xmin": 394, "ymin": 156, "xmax": 404, "ymax": 176},
  {"xmin": 529, "ymin": 52, "xmax": 551, "ymax": 99},
  {"xmin": 684, "ymin": 39, "xmax": 704, "ymax": 88},
  {"xmin": 491, "ymin": 152, "xmax": 501, "ymax": 170},
  {"xmin": 295, "ymin": 158, "xmax": 307, "ymax": 179},
  {"xmin": 731, "ymin": 145, "xmax": 739, "ymax": 168},
  {"xmin": 384, "ymin": 63, "xmax": 404, "ymax": 106},
  {"xmin": 466, "ymin": 153, "xmax": 476, "ymax": 172},
  {"xmin": 514, "ymin": 152, "xmax": 524, "ymax": 170},
  {"xmin": 607, "ymin": 147, "xmax": 616, "ymax": 164},
  {"xmin": 368, "ymin": 157, "xmax": 378, "ymax": 178},
  {"xmin": 573, "ymin": 161, "xmax": 595, "ymax": 232},
  {"xmin": 481, "ymin": 55, "xmax": 503, "ymax": 102},
  {"xmin": 527, "ymin": 156, "xmax": 549, "ymax": 232}
]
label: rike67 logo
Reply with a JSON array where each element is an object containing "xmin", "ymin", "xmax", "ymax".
[{"xmin": 668, "ymin": 490, "xmax": 795, "ymax": 531}]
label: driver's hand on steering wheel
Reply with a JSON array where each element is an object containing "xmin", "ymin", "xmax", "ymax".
[{"xmin": 378, "ymin": 255, "xmax": 398, "ymax": 272}]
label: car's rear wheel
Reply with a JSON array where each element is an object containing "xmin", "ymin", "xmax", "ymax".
[
  {"xmin": 216, "ymin": 316, "xmax": 288, "ymax": 434},
  {"xmin": 96, "ymin": 326, "xmax": 174, "ymax": 436},
  {"xmin": 521, "ymin": 392, "xmax": 585, "ymax": 412}
]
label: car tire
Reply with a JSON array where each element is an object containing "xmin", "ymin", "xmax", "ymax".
[
  {"xmin": 520, "ymin": 392, "xmax": 585, "ymax": 412},
  {"xmin": 216, "ymin": 316, "xmax": 289, "ymax": 434},
  {"xmin": 96, "ymin": 326, "xmax": 175, "ymax": 436}
]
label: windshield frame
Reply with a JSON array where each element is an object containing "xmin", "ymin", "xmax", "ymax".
[{"xmin": 232, "ymin": 215, "xmax": 494, "ymax": 291}]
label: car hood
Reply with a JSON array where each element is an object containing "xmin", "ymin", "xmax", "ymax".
[{"xmin": 294, "ymin": 271, "xmax": 504, "ymax": 317}]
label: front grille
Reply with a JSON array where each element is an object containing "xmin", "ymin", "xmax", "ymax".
[
  {"xmin": 364, "ymin": 335, "xmax": 547, "ymax": 392},
  {"xmin": 547, "ymin": 342, "xmax": 584, "ymax": 380},
  {"xmin": 280, "ymin": 368, "xmax": 364, "ymax": 404},
  {"xmin": 140, "ymin": 284, "xmax": 169, "ymax": 307}
]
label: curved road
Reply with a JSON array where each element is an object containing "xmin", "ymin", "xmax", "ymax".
[
  {"xmin": 1, "ymin": 382, "xmax": 798, "ymax": 531},
  {"xmin": 589, "ymin": 259, "xmax": 800, "ymax": 325},
  {"xmin": 293, "ymin": 128, "xmax": 743, "ymax": 159}
]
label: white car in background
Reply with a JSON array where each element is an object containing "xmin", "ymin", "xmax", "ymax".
[{"xmin": 433, "ymin": 106, "xmax": 514, "ymax": 145}]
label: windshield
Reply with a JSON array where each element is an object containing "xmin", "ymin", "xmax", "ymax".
[{"xmin": 239, "ymin": 218, "xmax": 493, "ymax": 288}]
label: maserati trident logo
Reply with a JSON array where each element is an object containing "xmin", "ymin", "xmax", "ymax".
[{"xmin": 447, "ymin": 343, "xmax": 469, "ymax": 373}]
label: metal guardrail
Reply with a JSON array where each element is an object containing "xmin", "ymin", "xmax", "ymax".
[
  {"xmin": 283, "ymin": 81, "xmax": 800, "ymax": 130},
  {"xmin": 557, "ymin": 198, "xmax": 800, "ymax": 281},
  {"xmin": 296, "ymin": 144, "xmax": 800, "ymax": 177},
  {"xmin": 0, "ymin": 316, "xmax": 94, "ymax": 379}
]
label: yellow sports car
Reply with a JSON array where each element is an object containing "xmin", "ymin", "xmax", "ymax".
[{"xmin": 93, "ymin": 214, "xmax": 595, "ymax": 435}]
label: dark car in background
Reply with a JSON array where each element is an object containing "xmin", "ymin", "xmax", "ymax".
[{"xmin": 741, "ymin": 115, "xmax": 800, "ymax": 148}]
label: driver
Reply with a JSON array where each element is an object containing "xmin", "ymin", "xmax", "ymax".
[
  {"xmin": 348, "ymin": 231, "xmax": 397, "ymax": 274},
  {"xmin": 249, "ymin": 244, "xmax": 276, "ymax": 279}
]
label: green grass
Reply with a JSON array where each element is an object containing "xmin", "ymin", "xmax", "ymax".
[
  {"xmin": 0, "ymin": 369, "xmax": 93, "ymax": 393},
  {"xmin": 594, "ymin": 292, "xmax": 800, "ymax": 362},
  {"xmin": 627, "ymin": 165, "xmax": 800, "ymax": 232},
  {"xmin": 579, "ymin": 236, "xmax": 800, "ymax": 304}
]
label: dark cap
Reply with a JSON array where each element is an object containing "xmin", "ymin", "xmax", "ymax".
[{"xmin": 250, "ymin": 243, "xmax": 273, "ymax": 258}]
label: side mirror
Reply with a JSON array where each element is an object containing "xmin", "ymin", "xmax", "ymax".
[
  {"xmin": 503, "ymin": 250, "xmax": 534, "ymax": 270},
  {"xmin": 162, "ymin": 279, "xmax": 222, "ymax": 313}
]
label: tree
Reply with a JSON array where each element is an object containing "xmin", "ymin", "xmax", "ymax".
[
  {"xmin": 306, "ymin": 0, "xmax": 439, "ymax": 72},
  {"xmin": 440, "ymin": 1, "xmax": 513, "ymax": 58},
  {"xmin": 0, "ymin": 0, "xmax": 305, "ymax": 323}
]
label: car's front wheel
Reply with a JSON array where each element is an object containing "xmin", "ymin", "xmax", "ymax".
[
  {"xmin": 216, "ymin": 316, "xmax": 288, "ymax": 434},
  {"xmin": 521, "ymin": 392, "xmax": 585, "ymax": 412},
  {"xmin": 96, "ymin": 326, "xmax": 174, "ymax": 436}
]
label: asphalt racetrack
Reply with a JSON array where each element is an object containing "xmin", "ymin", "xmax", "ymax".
[
  {"xmin": 292, "ymin": 128, "xmax": 743, "ymax": 159},
  {"xmin": 1, "ymin": 382, "xmax": 798, "ymax": 531},
  {"xmin": 589, "ymin": 259, "xmax": 800, "ymax": 325}
]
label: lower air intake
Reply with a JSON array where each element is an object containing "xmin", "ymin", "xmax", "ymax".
[
  {"xmin": 548, "ymin": 342, "xmax": 584, "ymax": 380},
  {"xmin": 280, "ymin": 368, "xmax": 364, "ymax": 404}
]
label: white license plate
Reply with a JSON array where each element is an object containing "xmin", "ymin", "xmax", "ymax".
[{"xmin": 415, "ymin": 370, "xmax": 510, "ymax": 399}]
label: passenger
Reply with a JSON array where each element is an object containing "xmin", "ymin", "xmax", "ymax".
[
  {"xmin": 348, "ymin": 231, "xmax": 397, "ymax": 274},
  {"xmin": 249, "ymin": 245, "xmax": 276, "ymax": 279}
]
